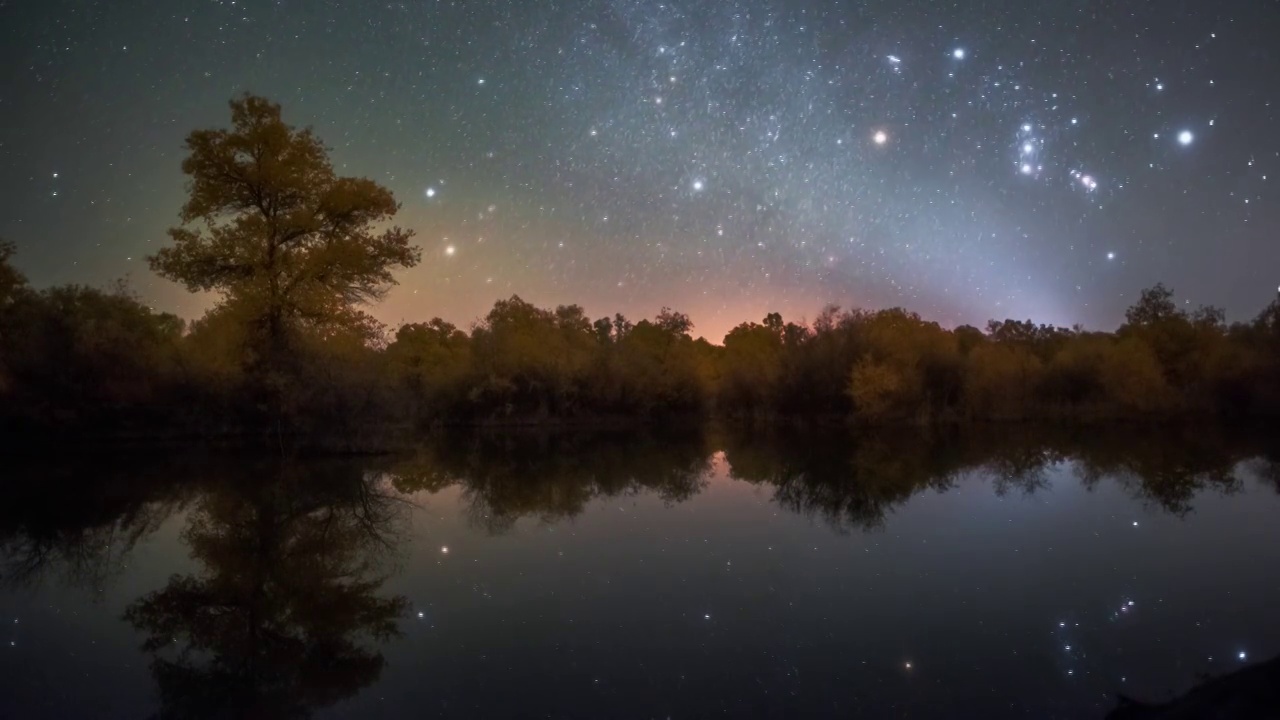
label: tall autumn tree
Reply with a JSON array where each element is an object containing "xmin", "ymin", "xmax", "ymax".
[{"xmin": 148, "ymin": 95, "xmax": 420, "ymax": 368}]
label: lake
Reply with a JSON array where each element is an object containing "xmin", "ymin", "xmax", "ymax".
[{"xmin": 3, "ymin": 425, "xmax": 1280, "ymax": 718}]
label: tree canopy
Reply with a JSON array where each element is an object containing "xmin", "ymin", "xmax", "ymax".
[{"xmin": 148, "ymin": 94, "xmax": 420, "ymax": 353}]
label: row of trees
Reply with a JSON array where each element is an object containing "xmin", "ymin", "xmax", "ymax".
[
  {"xmin": 6, "ymin": 237, "xmax": 1280, "ymax": 437},
  {"xmin": 2, "ymin": 94, "xmax": 1279, "ymax": 440}
]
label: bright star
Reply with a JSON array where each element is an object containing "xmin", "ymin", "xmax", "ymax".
[
  {"xmin": 873, "ymin": 130, "xmax": 888, "ymax": 145},
  {"xmin": 953, "ymin": 48, "xmax": 965, "ymax": 60},
  {"xmin": 692, "ymin": 179, "xmax": 705, "ymax": 192},
  {"xmin": 1178, "ymin": 130, "xmax": 1194, "ymax": 146},
  {"xmin": 1107, "ymin": 252, "xmax": 1116, "ymax": 260},
  {"xmin": 425, "ymin": 187, "xmax": 437, "ymax": 198},
  {"xmin": 444, "ymin": 245, "xmax": 456, "ymax": 256},
  {"xmin": 1022, "ymin": 142, "xmax": 1035, "ymax": 155},
  {"xmin": 1020, "ymin": 163, "xmax": 1034, "ymax": 175}
]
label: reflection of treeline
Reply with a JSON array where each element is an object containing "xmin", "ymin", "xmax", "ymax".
[
  {"xmin": 5, "ymin": 240, "xmax": 1280, "ymax": 440},
  {"xmin": 387, "ymin": 428, "xmax": 713, "ymax": 532},
  {"xmin": 4, "ymin": 442, "xmax": 1275, "ymax": 716},
  {"xmin": 721, "ymin": 424, "xmax": 1276, "ymax": 530},
  {"xmin": 383, "ymin": 425, "xmax": 1280, "ymax": 534},
  {"xmin": 9, "ymin": 429, "xmax": 1273, "ymax": 579}
]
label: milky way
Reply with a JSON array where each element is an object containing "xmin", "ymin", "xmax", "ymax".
[{"xmin": 2, "ymin": 0, "xmax": 1277, "ymax": 340}]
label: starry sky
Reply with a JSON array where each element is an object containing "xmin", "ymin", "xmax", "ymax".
[{"xmin": 2, "ymin": 0, "xmax": 1277, "ymax": 341}]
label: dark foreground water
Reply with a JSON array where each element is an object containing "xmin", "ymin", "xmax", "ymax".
[{"xmin": 3, "ymin": 426, "xmax": 1280, "ymax": 719}]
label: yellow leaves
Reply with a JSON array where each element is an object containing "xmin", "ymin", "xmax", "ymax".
[
  {"xmin": 848, "ymin": 356, "xmax": 905, "ymax": 420},
  {"xmin": 149, "ymin": 94, "xmax": 420, "ymax": 369},
  {"xmin": 965, "ymin": 344, "xmax": 1044, "ymax": 420}
]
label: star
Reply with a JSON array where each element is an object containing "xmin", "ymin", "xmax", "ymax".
[
  {"xmin": 1178, "ymin": 130, "xmax": 1194, "ymax": 146},
  {"xmin": 873, "ymin": 130, "xmax": 889, "ymax": 145},
  {"xmin": 952, "ymin": 48, "xmax": 966, "ymax": 60},
  {"xmin": 425, "ymin": 187, "xmax": 437, "ymax": 198}
]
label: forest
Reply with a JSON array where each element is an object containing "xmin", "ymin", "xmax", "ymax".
[{"xmin": 2, "ymin": 95, "xmax": 1279, "ymax": 444}]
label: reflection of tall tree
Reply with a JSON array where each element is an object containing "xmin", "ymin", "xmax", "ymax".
[
  {"xmin": 390, "ymin": 429, "xmax": 711, "ymax": 532},
  {"xmin": 123, "ymin": 461, "xmax": 409, "ymax": 719}
]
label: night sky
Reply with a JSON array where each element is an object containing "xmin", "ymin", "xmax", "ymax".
[{"xmin": 2, "ymin": 0, "xmax": 1277, "ymax": 341}]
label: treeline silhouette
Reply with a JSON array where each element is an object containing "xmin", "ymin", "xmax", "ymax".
[
  {"xmin": 5, "ymin": 239, "xmax": 1280, "ymax": 441},
  {"xmin": 3, "ymin": 94, "xmax": 1279, "ymax": 442}
]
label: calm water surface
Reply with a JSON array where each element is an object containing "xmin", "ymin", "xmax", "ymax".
[{"xmin": 3, "ymin": 426, "xmax": 1280, "ymax": 719}]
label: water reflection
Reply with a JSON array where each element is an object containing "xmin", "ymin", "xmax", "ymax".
[
  {"xmin": 1, "ymin": 427, "xmax": 1279, "ymax": 718},
  {"xmin": 388, "ymin": 429, "xmax": 712, "ymax": 532},
  {"xmin": 379, "ymin": 425, "xmax": 1277, "ymax": 535},
  {"xmin": 121, "ymin": 460, "xmax": 410, "ymax": 718}
]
